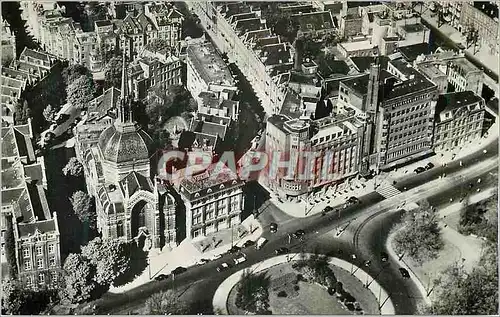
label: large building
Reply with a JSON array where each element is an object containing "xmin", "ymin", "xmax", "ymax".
[
  {"xmin": 185, "ymin": 38, "xmax": 237, "ymax": 105},
  {"xmin": 460, "ymin": 2, "xmax": 499, "ymax": 55},
  {"xmin": 81, "ymin": 57, "xmax": 177, "ymax": 249},
  {"xmin": 178, "ymin": 167, "xmax": 244, "ymax": 239},
  {"xmin": 186, "ymin": 2, "xmax": 291, "ymax": 115},
  {"xmin": 433, "ymin": 91, "xmax": 486, "ymax": 150},
  {"xmin": 264, "ymin": 112, "xmax": 364, "ymax": 198},
  {"xmin": 1, "ymin": 121, "xmax": 61, "ymax": 289}
]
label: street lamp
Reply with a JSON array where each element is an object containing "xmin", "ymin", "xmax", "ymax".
[{"xmin": 350, "ymin": 254, "xmax": 357, "ymax": 274}]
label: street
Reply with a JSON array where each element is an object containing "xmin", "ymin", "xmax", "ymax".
[{"xmin": 89, "ymin": 144, "xmax": 497, "ymax": 315}]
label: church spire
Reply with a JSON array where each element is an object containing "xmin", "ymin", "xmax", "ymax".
[{"xmin": 116, "ymin": 54, "xmax": 133, "ymax": 125}]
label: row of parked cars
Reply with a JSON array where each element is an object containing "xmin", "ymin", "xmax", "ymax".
[{"xmin": 414, "ymin": 162, "xmax": 434, "ymax": 174}]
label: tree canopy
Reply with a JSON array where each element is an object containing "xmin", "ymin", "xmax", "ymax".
[
  {"xmin": 42, "ymin": 104, "xmax": 58, "ymax": 123},
  {"xmin": 146, "ymin": 290, "xmax": 189, "ymax": 315},
  {"xmin": 62, "ymin": 157, "xmax": 84, "ymax": 178},
  {"xmin": 235, "ymin": 271, "xmax": 271, "ymax": 314},
  {"xmin": 393, "ymin": 201, "xmax": 444, "ymax": 265},
  {"xmin": 59, "ymin": 253, "xmax": 97, "ymax": 304},
  {"xmin": 81, "ymin": 237, "xmax": 129, "ymax": 286},
  {"xmin": 66, "ymin": 74, "xmax": 96, "ymax": 110},
  {"xmin": 1, "ymin": 278, "xmax": 58, "ymax": 315},
  {"xmin": 69, "ymin": 191, "xmax": 96, "ymax": 229},
  {"xmin": 103, "ymin": 57, "xmax": 122, "ymax": 90}
]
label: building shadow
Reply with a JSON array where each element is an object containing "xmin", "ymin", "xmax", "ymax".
[{"xmin": 113, "ymin": 242, "xmax": 148, "ymax": 287}]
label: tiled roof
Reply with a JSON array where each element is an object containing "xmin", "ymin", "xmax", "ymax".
[
  {"xmin": 87, "ymin": 87, "xmax": 121, "ymax": 123},
  {"xmin": 292, "ymin": 11, "xmax": 335, "ymax": 33},
  {"xmin": 436, "ymin": 91, "xmax": 483, "ymax": 113},
  {"xmin": 17, "ymin": 219, "xmax": 56, "ymax": 237},
  {"xmin": 190, "ymin": 120, "xmax": 227, "ymax": 139},
  {"xmin": 260, "ymin": 43, "xmax": 292, "ymax": 66},
  {"xmin": 119, "ymin": 171, "xmax": 153, "ymax": 197}
]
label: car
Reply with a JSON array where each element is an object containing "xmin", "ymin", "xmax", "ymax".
[
  {"xmin": 347, "ymin": 196, "xmax": 360, "ymax": 204},
  {"xmin": 323, "ymin": 206, "xmax": 334, "ymax": 213},
  {"xmin": 291, "ymin": 232, "xmax": 299, "ymax": 239},
  {"xmin": 227, "ymin": 246, "xmax": 241, "ymax": 254},
  {"xmin": 172, "ymin": 267, "xmax": 187, "ymax": 275},
  {"xmin": 414, "ymin": 167, "xmax": 426, "ymax": 174},
  {"xmin": 154, "ymin": 274, "xmax": 169, "ymax": 281},
  {"xmin": 216, "ymin": 263, "xmax": 230, "ymax": 272},
  {"xmin": 380, "ymin": 252, "xmax": 389, "ymax": 262},
  {"xmin": 255, "ymin": 237, "xmax": 268, "ymax": 250},
  {"xmin": 275, "ymin": 247, "xmax": 289, "ymax": 255},
  {"xmin": 56, "ymin": 113, "xmax": 70, "ymax": 125},
  {"xmin": 399, "ymin": 267, "xmax": 410, "ymax": 279},
  {"xmin": 195, "ymin": 258, "xmax": 210, "ymax": 265},
  {"xmin": 233, "ymin": 255, "xmax": 247, "ymax": 265},
  {"xmin": 295, "ymin": 229, "xmax": 305, "ymax": 237},
  {"xmin": 363, "ymin": 260, "xmax": 371, "ymax": 267},
  {"xmin": 243, "ymin": 240, "xmax": 255, "ymax": 248},
  {"xmin": 425, "ymin": 162, "xmax": 434, "ymax": 170},
  {"xmin": 270, "ymin": 222, "xmax": 278, "ymax": 233},
  {"xmin": 210, "ymin": 254, "xmax": 223, "ymax": 261}
]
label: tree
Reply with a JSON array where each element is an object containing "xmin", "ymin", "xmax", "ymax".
[
  {"xmin": 429, "ymin": 247, "xmax": 498, "ymax": 315},
  {"xmin": 392, "ymin": 201, "xmax": 444, "ymax": 265},
  {"xmin": 103, "ymin": 57, "xmax": 122, "ymax": 90},
  {"xmin": 62, "ymin": 64, "xmax": 92, "ymax": 85},
  {"xmin": 59, "ymin": 253, "xmax": 97, "ymax": 304},
  {"xmin": 4, "ymin": 214, "xmax": 18, "ymax": 279},
  {"xmin": 66, "ymin": 74, "xmax": 96, "ymax": 110},
  {"xmin": 81, "ymin": 238, "xmax": 129, "ymax": 286},
  {"xmin": 145, "ymin": 290, "xmax": 189, "ymax": 314},
  {"xmin": 145, "ymin": 39, "xmax": 172, "ymax": 53},
  {"xmin": 70, "ymin": 191, "xmax": 96, "ymax": 228},
  {"xmin": 235, "ymin": 271, "xmax": 271, "ymax": 314},
  {"xmin": 63, "ymin": 157, "xmax": 84, "ymax": 178},
  {"xmin": 1, "ymin": 279, "xmax": 58, "ymax": 315},
  {"xmin": 42, "ymin": 104, "xmax": 58, "ymax": 123}
]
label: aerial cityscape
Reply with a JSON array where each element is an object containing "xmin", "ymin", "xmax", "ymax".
[{"xmin": 0, "ymin": 1, "xmax": 498, "ymax": 315}]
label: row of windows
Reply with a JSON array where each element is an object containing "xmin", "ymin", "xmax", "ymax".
[
  {"xmin": 24, "ymin": 256, "xmax": 57, "ymax": 271},
  {"xmin": 23, "ymin": 244, "xmax": 56, "ymax": 258},
  {"xmin": 391, "ymin": 119, "xmax": 430, "ymax": 133},
  {"xmin": 391, "ymin": 111, "xmax": 428, "ymax": 125},
  {"xmin": 390, "ymin": 95, "xmax": 431, "ymax": 109},
  {"xmin": 388, "ymin": 141, "xmax": 429, "ymax": 159},
  {"xmin": 438, "ymin": 121, "xmax": 482, "ymax": 133},
  {"xmin": 26, "ymin": 271, "xmax": 58, "ymax": 287},
  {"xmin": 391, "ymin": 103, "xmax": 429, "ymax": 117}
]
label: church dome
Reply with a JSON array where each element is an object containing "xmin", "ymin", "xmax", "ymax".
[{"xmin": 98, "ymin": 124, "xmax": 155, "ymax": 164}]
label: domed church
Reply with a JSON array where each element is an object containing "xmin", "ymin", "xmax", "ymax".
[{"xmin": 82, "ymin": 56, "xmax": 177, "ymax": 249}]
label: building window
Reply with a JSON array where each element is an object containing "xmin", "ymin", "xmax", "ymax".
[
  {"xmin": 38, "ymin": 273, "xmax": 45, "ymax": 285},
  {"xmin": 48, "ymin": 244, "xmax": 55, "ymax": 254},
  {"xmin": 49, "ymin": 257, "xmax": 56, "ymax": 267},
  {"xmin": 23, "ymin": 248, "xmax": 30, "ymax": 258},
  {"xmin": 36, "ymin": 246, "xmax": 43, "ymax": 256},
  {"xmin": 117, "ymin": 222, "xmax": 124, "ymax": 237},
  {"xmin": 51, "ymin": 271, "xmax": 58, "ymax": 283},
  {"xmin": 37, "ymin": 258, "xmax": 44, "ymax": 269},
  {"xmin": 24, "ymin": 261, "xmax": 32, "ymax": 271},
  {"xmin": 26, "ymin": 276, "xmax": 33, "ymax": 287}
]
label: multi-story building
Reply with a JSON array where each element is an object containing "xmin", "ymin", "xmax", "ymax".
[
  {"xmin": 2, "ymin": 19, "xmax": 16, "ymax": 66},
  {"xmin": 129, "ymin": 50, "xmax": 182, "ymax": 100},
  {"xmin": 186, "ymin": 2, "xmax": 290, "ymax": 115},
  {"xmin": 371, "ymin": 60, "xmax": 438, "ymax": 171},
  {"xmin": 1, "ymin": 120, "xmax": 61, "ymax": 289},
  {"xmin": 337, "ymin": 38, "xmax": 379, "ymax": 58},
  {"xmin": 264, "ymin": 111, "xmax": 364, "ymax": 198},
  {"xmin": 340, "ymin": 9, "xmax": 363, "ymax": 38},
  {"xmin": 433, "ymin": 91, "xmax": 486, "ymax": 150},
  {"xmin": 1, "ymin": 68, "xmax": 27, "ymax": 125},
  {"xmin": 144, "ymin": 2, "xmax": 183, "ymax": 49},
  {"xmin": 185, "ymin": 38, "xmax": 237, "ymax": 105},
  {"xmin": 291, "ymin": 11, "xmax": 336, "ymax": 38},
  {"xmin": 178, "ymin": 168, "xmax": 244, "ymax": 239},
  {"xmin": 80, "ymin": 58, "xmax": 177, "ymax": 249},
  {"xmin": 117, "ymin": 12, "xmax": 157, "ymax": 60},
  {"xmin": 460, "ymin": 2, "xmax": 499, "ymax": 54},
  {"xmin": 197, "ymin": 91, "xmax": 240, "ymax": 121},
  {"xmin": 416, "ymin": 51, "xmax": 484, "ymax": 96},
  {"xmin": 397, "ymin": 23, "xmax": 431, "ymax": 48}
]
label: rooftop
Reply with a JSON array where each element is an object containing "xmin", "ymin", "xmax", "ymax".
[
  {"xmin": 190, "ymin": 119, "xmax": 227, "ymax": 139},
  {"xmin": 180, "ymin": 166, "xmax": 241, "ymax": 196},
  {"xmin": 400, "ymin": 23, "xmax": 428, "ymax": 33},
  {"xmin": 187, "ymin": 41, "xmax": 234, "ymax": 86},
  {"xmin": 436, "ymin": 91, "xmax": 484, "ymax": 114},
  {"xmin": 339, "ymin": 40, "xmax": 377, "ymax": 52},
  {"xmin": 291, "ymin": 11, "xmax": 335, "ymax": 32},
  {"xmin": 316, "ymin": 57, "xmax": 350, "ymax": 78},
  {"xmin": 473, "ymin": 2, "xmax": 499, "ymax": 19},
  {"xmin": 349, "ymin": 56, "xmax": 389, "ymax": 72},
  {"xmin": 398, "ymin": 43, "xmax": 431, "ymax": 62},
  {"xmin": 340, "ymin": 74, "xmax": 370, "ymax": 96}
]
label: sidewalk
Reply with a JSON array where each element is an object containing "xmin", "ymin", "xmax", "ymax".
[
  {"xmin": 261, "ymin": 122, "xmax": 498, "ymax": 219},
  {"xmin": 108, "ymin": 215, "xmax": 262, "ymax": 294},
  {"xmin": 212, "ymin": 253, "xmax": 395, "ymax": 315},
  {"xmin": 386, "ymin": 186, "xmax": 493, "ymax": 305}
]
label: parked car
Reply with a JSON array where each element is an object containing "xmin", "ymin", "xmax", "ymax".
[
  {"xmin": 154, "ymin": 274, "xmax": 169, "ymax": 281},
  {"xmin": 172, "ymin": 267, "xmax": 187, "ymax": 275},
  {"xmin": 347, "ymin": 196, "xmax": 360, "ymax": 204},
  {"xmin": 255, "ymin": 237, "xmax": 268, "ymax": 250},
  {"xmin": 363, "ymin": 260, "xmax": 371, "ymax": 267},
  {"xmin": 233, "ymin": 255, "xmax": 247, "ymax": 265},
  {"xmin": 270, "ymin": 222, "xmax": 278, "ymax": 233},
  {"xmin": 216, "ymin": 263, "xmax": 230, "ymax": 272},
  {"xmin": 227, "ymin": 246, "xmax": 241, "ymax": 254},
  {"xmin": 210, "ymin": 254, "xmax": 223, "ymax": 261},
  {"xmin": 414, "ymin": 167, "xmax": 426, "ymax": 174},
  {"xmin": 425, "ymin": 162, "xmax": 434, "ymax": 170},
  {"xmin": 274, "ymin": 247, "xmax": 289, "ymax": 255},
  {"xmin": 380, "ymin": 252, "xmax": 389, "ymax": 262},
  {"xmin": 56, "ymin": 113, "xmax": 70, "ymax": 125},
  {"xmin": 195, "ymin": 258, "xmax": 210, "ymax": 266},
  {"xmin": 399, "ymin": 267, "xmax": 410, "ymax": 279},
  {"xmin": 295, "ymin": 229, "xmax": 305, "ymax": 237},
  {"xmin": 243, "ymin": 240, "xmax": 255, "ymax": 248},
  {"xmin": 323, "ymin": 206, "xmax": 334, "ymax": 213}
]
